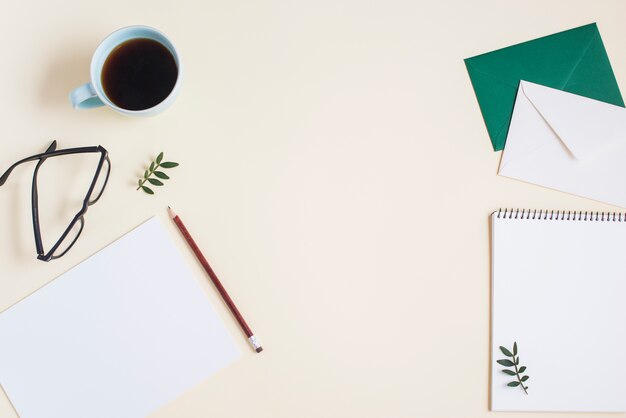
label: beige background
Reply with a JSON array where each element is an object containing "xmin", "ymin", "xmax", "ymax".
[{"xmin": 0, "ymin": 0, "xmax": 624, "ymax": 417}]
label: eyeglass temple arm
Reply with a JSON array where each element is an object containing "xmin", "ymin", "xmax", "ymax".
[
  {"xmin": 32, "ymin": 152, "xmax": 52, "ymax": 256},
  {"xmin": 0, "ymin": 155, "xmax": 46, "ymax": 186},
  {"xmin": 0, "ymin": 146, "xmax": 102, "ymax": 187}
]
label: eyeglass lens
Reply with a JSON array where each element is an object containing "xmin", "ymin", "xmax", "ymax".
[
  {"xmin": 88, "ymin": 157, "xmax": 111, "ymax": 205},
  {"xmin": 50, "ymin": 217, "xmax": 85, "ymax": 260}
]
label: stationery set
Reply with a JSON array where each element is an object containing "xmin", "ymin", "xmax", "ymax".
[
  {"xmin": 1, "ymin": 18, "xmax": 625, "ymax": 418},
  {"xmin": 467, "ymin": 23, "xmax": 626, "ymax": 412}
]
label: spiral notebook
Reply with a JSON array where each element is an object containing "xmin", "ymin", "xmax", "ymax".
[{"xmin": 491, "ymin": 209, "xmax": 626, "ymax": 412}]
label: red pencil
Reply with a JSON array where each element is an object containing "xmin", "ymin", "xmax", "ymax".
[{"xmin": 168, "ymin": 206, "xmax": 263, "ymax": 353}]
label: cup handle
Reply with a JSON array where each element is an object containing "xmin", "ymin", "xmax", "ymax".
[{"xmin": 69, "ymin": 82, "xmax": 105, "ymax": 110}]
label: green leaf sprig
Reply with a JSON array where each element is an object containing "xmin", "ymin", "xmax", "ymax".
[
  {"xmin": 497, "ymin": 342, "xmax": 529, "ymax": 394},
  {"xmin": 137, "ymin": 152, "xmax": 179, "ymax": 195}
]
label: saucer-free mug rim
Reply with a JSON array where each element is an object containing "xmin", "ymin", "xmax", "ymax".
[{"xmin": 89, "ymin": 25, "xmax": 183, "ymax": 116}]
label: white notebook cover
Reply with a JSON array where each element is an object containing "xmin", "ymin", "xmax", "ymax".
[
  {"xmin": 0, "ymin": 217, "xmax": 240, "ymax": 418},
  {"xmin": 491, "ymin": 210, "xmax": 626, "ymax": 412}
]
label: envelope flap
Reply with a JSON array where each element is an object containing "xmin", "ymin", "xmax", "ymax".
[
  {"xmin": 466, "ymin": 24, "xmax": 600, "ymax": 89},
  {"xmin": 521, "ymin": 81, "xmax": 626, "ymax": 160},
  {"xmin": 464, "ymin": 62, "xmax": 518, "ymax": 151},
  {"xmin": 563, "ymin": 28, "xmax": 625, "ymax": 107}
]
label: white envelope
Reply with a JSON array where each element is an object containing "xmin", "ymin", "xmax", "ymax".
[{"xmin": 499, "ymin": 81, "xmax": 626, "ymax": 208}]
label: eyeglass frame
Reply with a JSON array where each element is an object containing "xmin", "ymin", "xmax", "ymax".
[{"xmin": 0, "ymin": 141, "xmax": 111, "ymax": 261}]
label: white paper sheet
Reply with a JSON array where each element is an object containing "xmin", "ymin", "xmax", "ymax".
[
  {"xmin": 491, "ymin": 211, "xmax": 626, "ymax": 412},
  {"xmin": 499, "ymin": 81, "xmax": 626, "ymax": 208},
  {"xmin": 0, "ymin": 217, "xmax": 240, "ymax": 418}
]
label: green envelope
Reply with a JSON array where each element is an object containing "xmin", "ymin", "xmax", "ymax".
[{"xmin": 465, "ymin": 23, "xmax": 624, "ymax": 151}]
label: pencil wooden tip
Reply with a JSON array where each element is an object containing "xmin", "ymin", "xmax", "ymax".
[{"xmin": 167, "ymin": 206, "xmax": 177, "ymax": 219}]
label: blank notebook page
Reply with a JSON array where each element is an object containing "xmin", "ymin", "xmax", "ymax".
[
  {"xmin": 0, "ymin": 217, "xmax": 240, "ymax": 418},
  {"xmin": 491, "ymin": 210, "xmax": 626, "ymax": 412}
]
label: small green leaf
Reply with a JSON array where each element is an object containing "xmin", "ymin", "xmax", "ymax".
[
  {"xmin": 136, "ymin": 152, "xmax": 179, "ymax": 195},
  {"xmin": 500, "ymin": 346, "xmax": 514, "ymax": 357},
  {"xmin": 154, "ymin": 171, "xmax": 170, "ymax": 179},
  {"xmin": 500, "ymin": 341, "xmax": 529, "ymax": 393}
]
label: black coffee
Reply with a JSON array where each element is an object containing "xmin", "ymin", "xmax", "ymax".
[{"xmin": 101, "ymin": 38, "xmax": 178, "ymax": 111}]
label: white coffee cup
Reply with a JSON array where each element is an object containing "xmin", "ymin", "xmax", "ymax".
[{"xmin": 69, "ymin": 25, "xmax": 182, "ymax": 117}]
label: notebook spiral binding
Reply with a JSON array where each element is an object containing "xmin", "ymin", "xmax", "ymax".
[{"xmin": 495, "ymin": 208, "xmax": 626, "ymax": 222}]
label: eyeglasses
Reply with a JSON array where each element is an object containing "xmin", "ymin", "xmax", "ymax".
[{"xmin": 0, "ymin": 141, "xmax": 111, "ymax": 261}]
